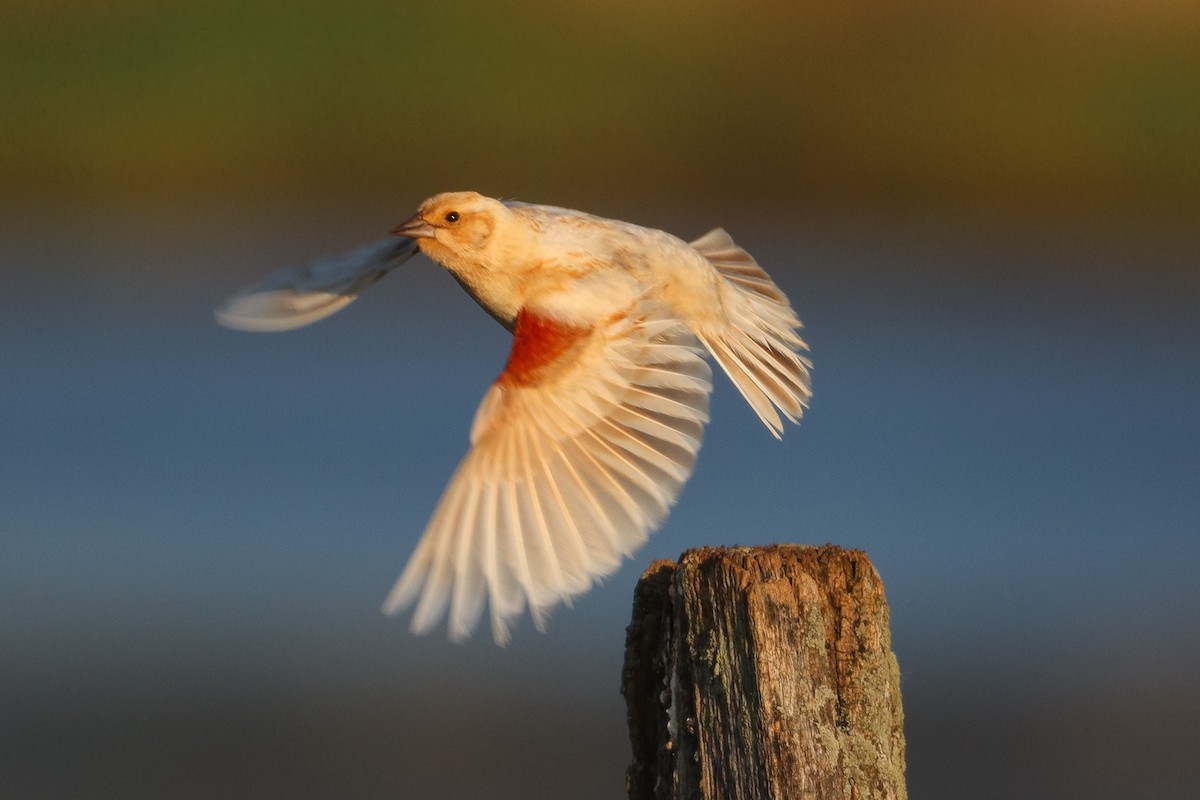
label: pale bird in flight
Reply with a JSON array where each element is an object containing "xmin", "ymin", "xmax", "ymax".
[{"xmin": 216, "ymin": 192, "xmax": 812, "ymax": 644}]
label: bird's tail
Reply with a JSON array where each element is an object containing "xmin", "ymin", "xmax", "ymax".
[{"xmin": 690, "ymin": 228, "xmax": 812, "ymax": 438}]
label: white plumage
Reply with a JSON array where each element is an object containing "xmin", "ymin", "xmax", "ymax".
[{"xmin": 216, "ymin": 192, "xmax": 811, "ymax": 644}]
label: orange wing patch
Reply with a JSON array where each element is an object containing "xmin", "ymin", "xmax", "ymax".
[{"xmin": 498, "ymin": 310, "xmax": 591, "ymax": 387}]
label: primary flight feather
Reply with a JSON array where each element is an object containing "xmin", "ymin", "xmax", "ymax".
[{"xmin": 216, "ymin": 192, "xmax": 811, "ymax": 644}]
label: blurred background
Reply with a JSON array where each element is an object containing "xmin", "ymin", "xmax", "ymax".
[{"xmin": 2, "ymin": 2, "xmax": 1197, "ymax": 797}]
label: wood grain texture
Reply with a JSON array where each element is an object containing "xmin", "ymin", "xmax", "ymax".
[{"xmin": 623, "ymin": 545, "xmax": 905, "ymax": 800}]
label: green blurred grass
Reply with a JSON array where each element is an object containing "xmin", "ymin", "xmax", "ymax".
[{"xmin": 2, "ymin": 1, "xmax": 1197, "ymax": 221}]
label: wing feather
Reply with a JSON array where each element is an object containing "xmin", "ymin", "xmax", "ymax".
[
  {"xmin": 690, "ymin": 228, "xmax": 812, "ymax": 436},
  {"xmin": 215, "ymin": 237, "xmax": 418, "ymax": 331},
  {"xmin": 408, "ymin": 467, "xmax": 468, "ymax": 634},
  {"xmin": 551, "ymin": 439, "xmax": 625, "ymax": 573},
  {"xmin": 529, "ymin": 434, "xmax": 594, "ymax": 595},
  {"xmin": 514, "ymin": 428, "xmax": 568, "ymax": 608},
  {"xmin": 448, "ymin": 472, "xmax": 485, "ymax": 640},
  {"xmin": 383, "ymin": 300, "xmax": 712, "ymax": 643}
]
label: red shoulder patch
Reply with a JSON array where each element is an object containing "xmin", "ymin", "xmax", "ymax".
[{"xmin": 498, "ymin": 310, "xmax": 590, "ymax": 387}]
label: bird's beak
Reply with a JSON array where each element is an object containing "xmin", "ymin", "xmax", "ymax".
[{"xmin": 392, "ymin": 214, "xmax": 436, "ymax": 239}]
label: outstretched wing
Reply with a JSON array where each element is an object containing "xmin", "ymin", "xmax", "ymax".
[
  {"xmin": 215, "ymin": 237, "xmax": 419, "ymax": 331},
  {"xmin": 690, "ymin": 228, "xmax": 812, "ymax": 438},
  {"xmin": 383, "ymin": 300, "xmax": 712, "ymax": 644}
]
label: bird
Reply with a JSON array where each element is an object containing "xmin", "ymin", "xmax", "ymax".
[{"xmin": 216, "ymin": 191, "xmax": 811, "ymax": 644}]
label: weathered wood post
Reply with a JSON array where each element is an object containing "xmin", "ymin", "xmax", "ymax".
[{"xmin": 622, "ymin": 545, "xmax": 906, "ymax": 800}]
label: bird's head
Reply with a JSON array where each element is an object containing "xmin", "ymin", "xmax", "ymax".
[{"xmin": 392, "ymin": 191, "xmax": 510, "ymax": 268}]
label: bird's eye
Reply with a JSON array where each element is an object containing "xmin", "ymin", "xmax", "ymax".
[{"xmin": 445, "ymin": 211, "xmax": 459, "ymax": 223}]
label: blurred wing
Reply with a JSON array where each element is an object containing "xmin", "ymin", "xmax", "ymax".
[
  {"xmin": 214, "ymin": 236, "xmax": 419, "ymax": 331},
  {"xmin": 383, "ymin": 301, "xmax": 713, "ymax": 644}
]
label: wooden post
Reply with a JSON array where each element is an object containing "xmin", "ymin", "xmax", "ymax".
[{"xmin": 622, "ymin": 545, "xmax": 906, "ymax": 800}]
